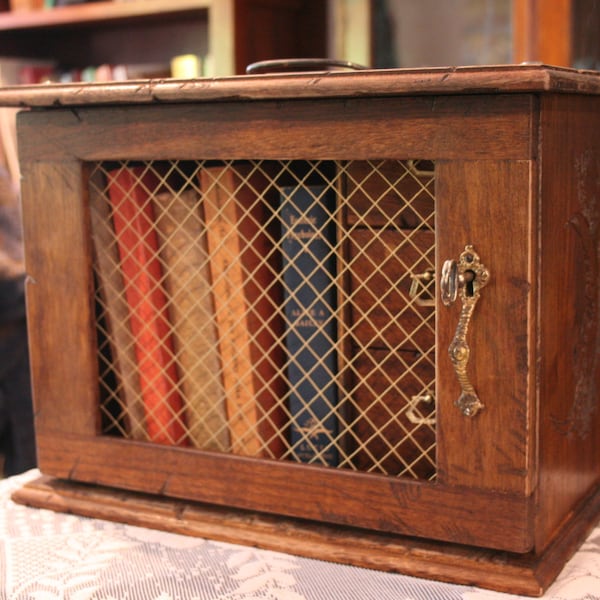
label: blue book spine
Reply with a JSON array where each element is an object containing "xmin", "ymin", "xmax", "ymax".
[{"xmin": 280, "ymin": 185, "xmax": 338, "ymax": 466}]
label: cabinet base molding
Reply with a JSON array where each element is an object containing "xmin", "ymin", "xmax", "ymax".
[{"xmin": 12, "ymin": 475, "xmax": 600, "ymax": 597}]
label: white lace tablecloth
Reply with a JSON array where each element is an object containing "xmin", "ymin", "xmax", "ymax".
[{"xmin": 1, "ymin": 470, "xmax": 599, "ymax": 600}]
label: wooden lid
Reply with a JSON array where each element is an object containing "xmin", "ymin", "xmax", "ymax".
[{"xmin": 0, "ymin": 64, "xmax": 599, "ymax": 108}]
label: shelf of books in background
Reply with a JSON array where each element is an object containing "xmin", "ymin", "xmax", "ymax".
[
  {"xmin": 0, "ymin": 52, "xmax": 204, "ymax": 191},
  {"xmin": 9, "ymin": 53, "xmax": 203, "ymax": 84},
  {"xmin": 0, "ymin": 58, "xmax": 55, "ymax": 192},
  {"xmin": 8, "ymin": 0, "xmax": 110, "ymax": 10},
  {"xmin": 7, "ymin": 0, "xmax": 198, "ymax": 7}
]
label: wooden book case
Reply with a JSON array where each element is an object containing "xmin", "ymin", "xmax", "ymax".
[{"xmin": 5, "ymin": 64, "xmax": 600, "ymax": 596}]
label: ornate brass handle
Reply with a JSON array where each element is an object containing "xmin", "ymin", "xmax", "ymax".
[{"xmin": 441, "ymin": 245, "xmax": 490, "ymax": 417}]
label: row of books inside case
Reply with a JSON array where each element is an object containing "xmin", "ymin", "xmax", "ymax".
[{"xmin": 91, "ymin": 159, "xmax": 438, "ymax": 480}]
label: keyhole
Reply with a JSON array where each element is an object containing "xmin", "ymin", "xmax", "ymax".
[{"xmin": 464, "ymin": 270, "xmax": 476, "ymax": 297}]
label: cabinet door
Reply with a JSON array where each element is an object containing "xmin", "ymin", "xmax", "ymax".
[
  {"xmin": 87, "ymin": 157, "xmax": 536, "ymax": 493},
  {"xmin": 19, "ymin": 93, "xmax": 537, "ymax": 553},
  {"xmin": 436, "ymin": 160, "xmax": 535, "ymax": 495}
]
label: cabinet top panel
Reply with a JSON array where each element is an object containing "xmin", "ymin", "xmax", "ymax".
[{"xmin": 1, "ymin": 64, "xmax": 599, "ymax": 109}]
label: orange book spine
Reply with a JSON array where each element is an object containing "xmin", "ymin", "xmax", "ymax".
[
  {"xmin": 201, "ymin": 163, "xmax": 285, "ymax": 458},
  {"xmin": 107, "ymin": 165, "xmax": 188, "ymax": 446}
]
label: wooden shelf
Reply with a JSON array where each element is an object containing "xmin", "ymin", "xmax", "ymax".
[
  {"xmin": 0, "ymin": 0, "xmax": 211, "ymax": 31},
  {"xmin": 0, "ymin": 0, "xmax": 326, "ymax": 76},
  {"xmin": 0, "ymin": 0, "xmax": 213, "ymax": 69}
]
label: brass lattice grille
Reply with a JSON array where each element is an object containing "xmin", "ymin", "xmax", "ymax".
[{"xmin": 90, "ymin": 159, "xmax": 436, "ymax": 479}]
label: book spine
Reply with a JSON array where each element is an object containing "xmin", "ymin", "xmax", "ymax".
[
  {"xmin": 106, "ymin": 165, "xmax": 188, "ymax": 446},
  {"xmin": 280, "ymin": 184, "xmax": 339, "ymax": 466},
  {"xmin": 201, "ymin": 163, "xmax": 285, "ymax": 458},
  {"xmin": 89, "ymin": 170, "xmax": 147, "ymax": 441},
  {"xmin": 153, "ymin": 188, "xmax": 230, "ymax": 451}
]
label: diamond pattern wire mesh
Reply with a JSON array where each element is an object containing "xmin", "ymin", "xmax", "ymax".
[{"xmin": 89, "ymin": 159, "xmax": 436, "ymax": 479}]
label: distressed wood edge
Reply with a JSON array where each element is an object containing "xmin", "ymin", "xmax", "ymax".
[
  {"xmin": 1, "ymin": 65, "xmax": 600, "ymax": 109},
  {"xmin": 29, "ymin": 431, "xmax": 535, "ymax": 552},
  {"xmin": 11, "ymin": 475, "xmax": 600, "ymax": 596}
]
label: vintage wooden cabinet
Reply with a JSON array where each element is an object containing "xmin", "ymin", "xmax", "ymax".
[{"xmin": 6, "ymin": 65, "xmax": 600, "ymax": 596}]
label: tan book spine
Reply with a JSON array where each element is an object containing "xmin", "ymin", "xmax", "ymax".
[
  {"xmin": 154, "ymin": 188, "xmax": 230, "ymax": 452},
  {"xmin": 88, "ymin": 170, "xmax": 147, "ymax": 441}
]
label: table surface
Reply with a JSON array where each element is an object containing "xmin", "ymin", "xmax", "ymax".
[{"xmin": 1, "ymin": 469, "xmax": 599, "ymax": 600}]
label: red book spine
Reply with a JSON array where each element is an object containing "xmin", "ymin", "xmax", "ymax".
[{"xmin": 107, "ymin": 166, "xmax": 188, "ymax": 445}]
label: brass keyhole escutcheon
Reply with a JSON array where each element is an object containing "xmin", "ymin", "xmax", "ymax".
[{"xmin": 441, "ymin": 245, "xmax": 490, "ymax": 417}]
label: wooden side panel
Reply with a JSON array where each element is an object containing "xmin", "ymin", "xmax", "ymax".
[
  {"xmin": 536, "ymin": 93, "xmax": 600, "ymax": 551},
  {"xmin": 436, "ymin": 160, "xmax": 536, "ymax": 496},
  {"xmin": 20, "ymin": 159, "xmax": 99, "ymax": 440}
]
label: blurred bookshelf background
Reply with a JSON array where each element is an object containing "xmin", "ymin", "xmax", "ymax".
[
  {"xmin": 0, "ymin": 0, "xmax": 597, "ymax": 190},
  {"xmin": 0, "ymin": 0, "xmax": 597, "ymax": 477}
]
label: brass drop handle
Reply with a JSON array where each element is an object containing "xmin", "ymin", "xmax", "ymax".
[{"xmin": 441, "ymin": 245, "xmax": 490, "ymax": 417}]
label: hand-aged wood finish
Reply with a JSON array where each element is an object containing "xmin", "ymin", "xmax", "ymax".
[
  {"xmin": 536, "ymin": 92, "xmax": 600, "ymax": 552},
  {"xmin": 6, "ymin": 65, "xmax": 600, "ymax": 596},
  {"xmin": 20, "ymin": 161, "xmax": 98, "ymax": 437},
  {"xmin": 436, "ymin": 159, "xmax": 535, "ymax": 495}
]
